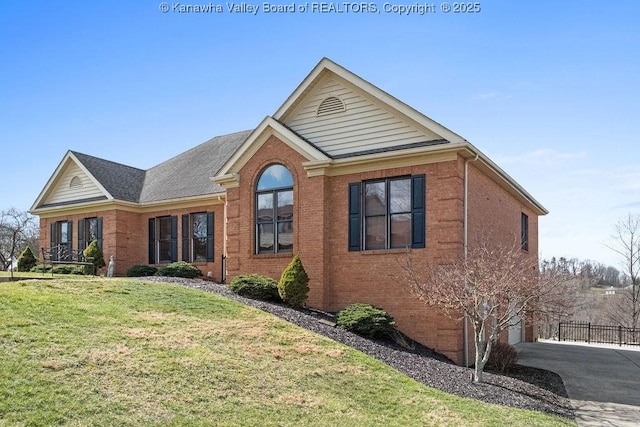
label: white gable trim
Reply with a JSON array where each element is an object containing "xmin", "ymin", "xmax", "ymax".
[
  {"xmin": 30, "ymin": 151, "xmax": 113, "ymax": 212},
  {"xmin": 214, "ymin": 116, "xmax": 330, "ymax": 179},
  {"xmin": 274, "ymin": 58, "xmax": 467, "ymax": 145}
]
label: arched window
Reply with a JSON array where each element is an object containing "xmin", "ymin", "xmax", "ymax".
[{"xmin": 256, "ymin": 164, "xmax": 293, "ymax": 254}]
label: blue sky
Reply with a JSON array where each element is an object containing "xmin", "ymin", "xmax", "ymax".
[{"xmin": 1, "ymin": 1, "xmax": 638, "ymax": 268}]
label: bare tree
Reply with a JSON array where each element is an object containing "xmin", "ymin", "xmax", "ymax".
[
  {"xmin": 605, "ymin": 213, "xmax": 640, "ymax": 329},
  {"xmin": 0, "ymin": 208, "xmax": 39, "ymax": 271},
  {"xmin": 402, "ymin": 237, "xmax": 572, "ymax": 383}
]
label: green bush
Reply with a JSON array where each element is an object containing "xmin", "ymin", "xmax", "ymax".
[
  {"xmin": 52, "ymin": 265, "xmax": 86, "ymax": 275},
  {"xmin": 156, "ymin": 261, "xmax": 202, "ymax": 278},
  {"xmin": 83, "ymin": 240, "xmax": 106, "ymax": 274},
  {"xmin": 229, "ymin": 274, "xmax": 281, "ymax": 301},
  {"xmin": 126, "ymin": 264, "xmax": 159, "ymax": 277},
  {"xmin": 277, "ymin": 255, "xmax": 309, "ymax": 308},
  {"xmin": 336, "ymin": 303, "xmax": 396, "ymax": 338},
  {"xmin": 17, "ymin": 247, "xmax": 37, "ymax": 272},
  {"xmin": 30, "ymin": 264, "xmax": 52, "ymax": 273},
  {"xmin": 486, "ymin": 342, "xmax": 519, "ymax": 373}
]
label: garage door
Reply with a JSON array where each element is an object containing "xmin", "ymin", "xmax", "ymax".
[{"xmin": 508, "ymin": 315, "xmax": 523, "ymax": 345}]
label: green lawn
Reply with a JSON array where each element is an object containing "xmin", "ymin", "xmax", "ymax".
[{"xmin": 0, "ymin": 277, "xmax": 574, "ymax": 426}]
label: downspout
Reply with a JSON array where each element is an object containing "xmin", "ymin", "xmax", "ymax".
[{"xmin": 463, "ymin": 152, "xmax": 479, "ymax": 368}]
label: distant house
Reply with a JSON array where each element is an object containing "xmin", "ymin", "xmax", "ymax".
[{"xmin": 30, "ymin": 58, "xmax": 547, "ymax": 364}]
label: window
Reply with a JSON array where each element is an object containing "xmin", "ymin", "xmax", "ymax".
[
  {"xmin": 182, "ymin": 212, "xmax": 214, "ymax": 263},
  {"xmin": 256, "ymin": 164, "xmax": 293, "ymax": 254},
  {"xmin": 50, "ymin": 220, "xmax": 72, "ymax": 260},
  {"xmin": 349, "ymin": 175, "xmax": 425, "ymax": 251},
  {"xmin": 78, "ymin": 217, "xmax": 103, "ymax": 251},
  {"xmin": 148, "ymin": 216, "xmax": 177, "ymax": 264},
  {"xmin": 521, "ymin": 213, "xmax": 529, "ymax": 251}
]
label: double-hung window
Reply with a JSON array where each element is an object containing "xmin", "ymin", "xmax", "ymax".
[
  {"xmin": 50, "ymin": 220, "xmax": 72, "ymax": 261},
  {"xmin": 349, "ymin": 175, "xmax": 425, "ymax": 251},
  {"xmin": 148, "ymin": 216, "xmax": 177, "ymax": 264},
  {"xmin": 78, "ymin": 217, "xmax": 103, "ymax": 251},
  {"xmin": 181, "ymin": 212, "xmax": 214, "ymax": 263}
]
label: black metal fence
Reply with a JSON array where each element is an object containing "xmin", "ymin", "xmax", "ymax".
[{"xmin": 558, "ymin": 321, "xmax": 640, "ymax": 347}]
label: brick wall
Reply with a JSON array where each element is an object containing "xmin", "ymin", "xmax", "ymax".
[
  {"xmin": 38, "ymin": 202, "xmax": 226, "ymax": 279},
  {"xmin": 224, "ymin": 135, "xmax": 329, "ymax": 306},
  {"xmin": 322, "ymin": 157, "xmax": 467, "ymax": 363},
  {"xmin": 226, "ymin": 135, "xmax": 471, "ymax": 363},
  {"xmin": 467, "ymin": 162, "xmax": 540, "ymax": 343}
]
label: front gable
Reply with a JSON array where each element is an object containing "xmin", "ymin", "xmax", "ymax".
[
  {"xmin": 275, "ymin": 58, "xmax": 466, "ymax": 159},
  {"xmin": 31, "ymin": 152, "xmax": 111, "ymax": 211},
  {"xmin": 213, "ymin": 117, "xmax": 330, "ymax": 188}
]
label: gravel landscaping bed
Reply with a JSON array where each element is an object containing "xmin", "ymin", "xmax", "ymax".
[{"xmin": 141, "ymin": 277, "xmax": 575, "ymax": 419}]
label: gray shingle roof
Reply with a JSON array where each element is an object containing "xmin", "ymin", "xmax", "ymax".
[
  {"xmin": 71, "ymin": 151, "xmax": 146, "ymax": 202},
  {"xmin": 71, "ymin": 130, "xmax": 250, "ymax": 204},
  {"xmin": 139, "ymin": 130, "xmax": 250, "ymax": 202}
]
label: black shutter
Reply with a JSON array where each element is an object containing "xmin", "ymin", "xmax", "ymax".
[
  {"xmin": 78, "ymin": 219, "xmax": 84, "ymax": 254},
  {"xmin": 348, "ymin": 183, "xmax": 361, "ymax": 251},
  {"xmin": 148, "ymin": 218, "xmax": 155, "ymax": 264},
  {"xmin": 67, "ymin": 222, "xmax": 73, "ymax": 261},
  {"xmin": 97, "ymin": 217, "xmax": 103, "ymax": 250},
  {"xmin": 50, "ymin": 223, "xmax": 56, "ymax": 260},
  {"xmin": 182, "ymin": 214, "xmax": 189, "ymax": 262},
  {"xmin": 206, "ymin": 212, "xmax": 214, "ymax": 262},
  {"xmin": 411, "ymin": 174, "xmax": 426, "ymax": 249},
  {"xmin": 170, "ymin": 216, "xmax": 178, "ymax": 262}
]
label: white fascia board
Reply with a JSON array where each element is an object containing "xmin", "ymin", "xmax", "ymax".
[
  {"xmin": 30, "ymin": 151, "xmax": 114, "ymax": 211},
  {"xmin": 274, "ymin": 57, "xmax": 467, "ymax": 144},
  {"xmin": 462, "ymin": 143, "xmax": 549, "ymax": 216},
  {"xmin": 215, "ymin": 116, "xmax": 329, "ymax": 177}
]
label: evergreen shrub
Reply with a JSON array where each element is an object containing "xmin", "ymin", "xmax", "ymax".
[
  {"xmin": 229, "ymin": 274, "xmax": 281, "ymax": 301},
  {"xmin": 30, "ymin": 264, "xmax": 52, "ymax": 273},
  {"xmin": 277, "ymin": 255, "xmax": 309, "ymax": 308},
  {"xmin": 83, "ymin": 240, "xmax": 106, "ymax": 274},
  {"xmin": 336, "ymin": 303, "xmax": 396, "ymax": 338},
  {"xmin": 126, "ymin": 265, "xmax": 159, "ymax": 277},
  {"xmin": 156, "ymin": 261, "xmax": 202, "ymax": 278},
  {"xmin": 52, "ymin": 265, "xmax": 85, "ymax": 275},
  {"xmin": 17, "ymin": 247, "xmax": 37, "ymax": 272}
]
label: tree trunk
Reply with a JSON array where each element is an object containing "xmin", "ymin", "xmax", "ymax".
[{"xmin": 473, "ymin": 328, "xmax": 491, "ymax": 382}]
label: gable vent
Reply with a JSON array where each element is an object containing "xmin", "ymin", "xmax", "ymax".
[
  {"xmin": 69, "ymin": 176, "xmax": 82, "ymax": 188},
  {"xmin": 317, "ymin": 96, "xmax": 346, "ymax": 116}
]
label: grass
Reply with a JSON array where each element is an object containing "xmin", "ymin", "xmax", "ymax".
[{"xmin": 0, "ymin": 277, "xmax": 575, "ymax": 426}]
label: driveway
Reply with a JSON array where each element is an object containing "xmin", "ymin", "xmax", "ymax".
[{"xmin": 516, "ymin": 341, "xmax": 640, "ymax": 426}]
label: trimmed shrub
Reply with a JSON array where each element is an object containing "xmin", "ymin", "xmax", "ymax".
[
  {"xmin": 156, "ymin": 261, "xmax": 202, "ymax": 278},
  {"xmin": 30, "ymin": 264, "xmax": 52, "ymax": 273},
  {"xmin": 83, "ymin": 240, "xmax": 106, "ymax": 274},
  {"xmin": 277, "ymin": 255, "xmax": 309, "ymax": 308},
  {"xmin": 486, "ymin": 342, "xmax": 519, "ymax": 373},
  {"xmin": 52, "ymin": 265, "xmax": 85, "ymax": 275},
  {"xmin": 336, "ymin": 303, "xmax": 396, "ymax": 338},
  {"xmin": 229, "ymin": 274, "xmax": 281, "ymax": 301},
  {"xmin": 17, "ymin": 246, "xmax": 37, "ymax": 272},
  {"xmin": 127, "ymin": 264, "xmax": 159, "ymax": 277}
]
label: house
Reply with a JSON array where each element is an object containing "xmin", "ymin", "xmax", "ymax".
[{"xmin": 30, "ymin": 58, "xmax": 547, "ymax": 364}]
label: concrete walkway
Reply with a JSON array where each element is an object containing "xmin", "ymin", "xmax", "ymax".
[{"xmin": 516, "ymin": 340, "xmax": 640, "ymax": 426}]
